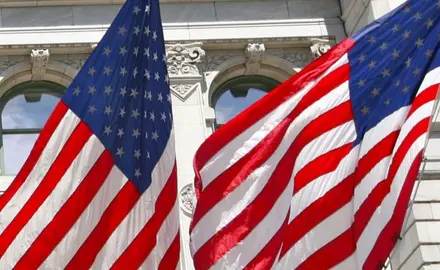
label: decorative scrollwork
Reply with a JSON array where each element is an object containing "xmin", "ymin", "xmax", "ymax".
[
  {"xmin": 166, "ymin": 43, "xmax": 206, "ymax": 76},
  {"xmin": 180, "ymin": 184, "xmax": 195, "ymax": 217}
]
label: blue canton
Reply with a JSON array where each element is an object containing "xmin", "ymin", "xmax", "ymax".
[
  {"xmin": 348, "ymin": 0, "xmax": 440, "ymax": 144},
  {"xmin": 62, "ymin": 0, "xmax": 172, "ymax": 193}
]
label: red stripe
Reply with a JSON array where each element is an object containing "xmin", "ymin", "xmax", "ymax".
[
  {"xmin": 193, "ymin": 101, "xmax": 352, "ymax": 269},
  {"xmin": 243, "ymin": 215, "xmax": 289, "ymax": 270},
  {"xmin": 280, "ymin": 131, "xmax": 399, "ymax": 258},
  {"xmin": 158, "ymin": 232, "xmax": 180, "ymax": 270},
  {"xmin": 407, "ymin": 84, "xmax": 439, "ymax": 118},
  {"xmin": 193, "ymin": 39, "xmax": 354, "ymax": 200},
  {"xmin": 13, "ymin": 151, "xmax": 114, "ymax": 270},
  {"xmin": 65, "ymin": 181, "xmax": 141, "ymax": 270},
  {"xmin": 294, "ymin": 142, "xmax": 353, "ymax": 194},
  {"xmin": 353, "ymin": 118, "xmax": 429, "ymax": 241},
  {"xmin": 0, "ymin": 102, "xmax": 68, "ymax": 211},
  {"xmin": 363, "ymin": 151, "xmax": 423, "ymax": 269},
  {"xmin": 0, "ymin": 121, "xmax": 91, "ymax": 258},
  {"xmin": 191, "ymin": 65, "xmax": 350, "ymax": 232},
  {"xmin": 110, "ymin": 165, "xmax": 178, "ymax": 270}
]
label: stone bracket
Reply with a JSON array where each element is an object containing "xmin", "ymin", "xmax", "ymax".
[
  {"xmin": 244, "ymin": 43, "xmax": 265, "ymax": 75},
  {"xmin": 310, "ymin": 38, "xmax": 332, "ymax": 59},
  {"xmin": 30, "ymin": 49, "xmax": 50, "ymax": 81}
]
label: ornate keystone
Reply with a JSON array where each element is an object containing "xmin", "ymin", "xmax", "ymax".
[
  {"xmin": 244, "ymin": 43, "xmax": 265, "ymax": 75},
  {"xmin": 166, "ymin": 43, "xmax": 206, "ymax": 77},
  {"xmin": 310, "ymin": 38, "xmax": 332, "ymax": 59},
  {"xmin": 30, "ymin": 49, "xmax": 50, "ymax": 80},
  {"xmin": 180, "ymin": 183, "xmax": 196, "ymax": 217}
]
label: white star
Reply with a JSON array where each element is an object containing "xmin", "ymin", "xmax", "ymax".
[
  {"xmin": 134, "ymin": 149, "xmax": 141, "ymax": 159},
  {"xmin": 104, "ymin": 106, "xmax": 112, "ymax": 115},
  {"xmin": 117, "ymin": 129, "xmax": 124, "ymax": 137},
  {"xmin": 358, "ymin": 54, "xmax": 366, "ymax": 62},
  {"xmin": 145, "ymin": 132, "xmax": 148, "ymax": 139},
  {"xmin": 118, "ymin": 26, "xmax": 127, "ymax": 35},
  {"xmin": 158, "ymin": 93, "xmax": 163, "ymax": 102},
  {"xmin": 381, "ymin": 69, "xmax": 391, "ymax": 78},
  {"xmin": 144, "ymin": 47, "xmax": 150, "ymax": 58},
  {"xmin": 413, "ymin": 68, "xmax": 421, "ymax": 76},
  {"xmin": 153, "ymin": 52, "xmax": 158, "ymax": 61},
  {"xmin": 73, "ymin": 86, "xmax": 81, "ymax": 96},
  {"xmin": 119, "ymin": 46, "xmax": 128, "ymax": 56},
  {"xmin": 167, "ymin": 94, "xmax": 171, "ymax": 102},
  {"xmin": 132, "ymin": 129, "xmax": 141, "ymax": 138},
  {"xmin": 392, "ymin": 24, "xmax": 399, "ymax": 32},
  {"xmin": 402, "ymin": 86, "xmax": 410, "ymax": 93},
  {"xmin": 104, "ymin": 126, "xmax": 112, "ymax": 135},
  {"xmin": 133, "ymin": 47, "xmax": 139, "ymax": 57},
  {"xmin": 368, "ymin": 60, "xmax": 377, "ymax": 69},
  {"xmin": 426, "ymin": 18, "xmax": 434, "ymax": 28},
  {"xmin": 144, "ymin": 26, "xmax": 151, "ymax": 36},
  {"xmin": 413, "ymin": 12, "xmax": 422, "ymax": 21},
  {"xmin": 162, "ymin": 54, "xmax": 167, "ymax": 62},
  {"xmin": 368, "ymin": 37, "xmax": 376, "ymax": 44},
  {"xmin": 133, "ymin": 67, "xmax": 138, "ymax": 78},
  {"xmin": 161, "ymin": 112, "xmax": 167, "ymax": 121},
  {"xmin": 103, "ymin": 47, "xmax": 111, "ymax": 56},
  {"xmin": 361, "ymin": 106, "xmax": 369, "ymax": 115},
  {"xmin": 120, "ymin": 87, "xmax": 127, "ymax": 96},
  {"xmin": 134, "ymin": 26, "xmax": 140, "ymax": 36},
  {"xmin": 88, "ymin": 86, "xmax": 96, "ymax": 95},
  {"xmin": 132, "ymin": 109, "xmax": 140, "ymax": 119},
  {"xmin": 425, "ymin": 49, "xmax": 434, "ymax": 57},
  {"xmin": 405, "ymin": 57, "xmax": 412, "ymax": 68},
  {"xmin": 88, "ymin": 67, "xmax": 96, "ymax": 76},
  {"xmin": 371, "ymin": 88, "xmax": 380, "ymax": 97},
  {"xmin": 104, "ymin": 86, "xmax": 113, "ymax": 95},
  {"xmin": 154, "ymin": 72, "xmax": 160, "ymax": 81},
  {"xmin": 152, "ymin": 131, "xmax": 159, "ymax": 141},
  {"xmin": 116, "ymin": 147, "xmax": 125, "ymax": 158},
  {"xmin": 403, "ymin": 30, "xmax": 411, "ymax": 39},
  {"xmin": 133, "ymin": 6, "xmax": 141, "ymax": 15},
  {"xmin": 134, "ymin": 169, "xmax": 141, "ymax": 178},
  {"xmin": 150, "ymin": 111, "xmax": 155, "ymax": 121},
  {"xmin": 88, "ymin": 105, "xmax": 97, "ymax": 114},
  {"xmin": 392, "ymin": 49, "xmax": 400, "ymax": 58},
  {"xmin": 395, "ymin": 80, "xmax": 401, "ymax": 87},
  {"xmin": 146, "ymin": 151, "xmax": 151, "ymax": 159},
  {"xmin": 103, "ymin": 66, "xmax": 112, "ymax": 76},
  {"xmin": 415, "ymin": 38, "xmax": 424, "ymax": 48},
  {"xmin": 144, "ymin": 69, "xmax": 151, "ymax": 80},
  {"xmin": 119, "ymin": 108, "xmax": 126, "ymax": 117},
  {"xmin": 152, "ymin": 31, "xmax": 158, "ymax": 41},
  {"xmin": 145, "ymin": 5, "xmax": 150, "ymax": 14},
  {"xmin": 165, "ymin": 75, "xmax": 169, "ymax": 84},
  {"xmin": 120, "ymin": 67, "xmax": 128, "ymax": 76},
  {"xmin": 358, "ymin": 79, "xmax": 366, "ymax": 87},
  {"xmin": 145, "ymin": 91, "xmax": 152, "ymax": 101},
  {"xmin": 130, "ymin": 88, "xmax": 139, "ymax": 98},
  {"xmin": 404, "ymin": 6, "xmax": 410, "ymax": 13},
  {"xmin": 379, "ymin": 42, "xmax": 388, "ymax": 51}
]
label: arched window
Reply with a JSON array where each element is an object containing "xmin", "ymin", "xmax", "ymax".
[
  {"xmin": 0, "ymin": 82, "xmax": 65, "ymax": 175},
  {"xmin": 212, "ymin": 75, "xmax": 280, "ymax": 128}
]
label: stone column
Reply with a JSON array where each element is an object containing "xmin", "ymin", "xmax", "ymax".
[{"xmin": 166, "ymin": 42, "xmax": 206, "ymax": 270}]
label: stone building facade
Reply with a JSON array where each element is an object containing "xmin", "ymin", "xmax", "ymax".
[{"xmin": 0, "ymin": 0, "xmax": 437, "ymax": 269}]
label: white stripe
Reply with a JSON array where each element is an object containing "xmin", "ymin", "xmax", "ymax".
[
  {"xmin": 359, "ymin": 106, "xmax": 409, "ymax": 159},
  {"xmin": 0, "ymin": 134, "xmax": 104, "ymax": 269},
  {"xmin": 191, "ymin": 81, "xmax": 350, "ymax": 253},
  {"xmin": 200, "ymin": 55, "xmax": 349, "ymax": 189},
  {"xmin": 42, "ymin": 165, "xmax": 127, "ymax": 269},
  {"xmin": 331, "ymin": 254, "xmax": 357, "ymax": 270},
  {"xmin": 91, "ymin": 133, "xmax": 176, "ymax": 269},
  {"xmin": 140, "ymin": 199, "xmax": 179, "ymax": 269},
  {"xmin": 416, "ymin": 66, "xmax": 440, "ymax": 96},
  {"xmin": 293, "ymin": 120, "xmax": 356, "ymax": 177},
  {"xmin": 0, "ymin": 110, "xmax": 80, "ymax": 235},
  {"xmin": 356, "ymin": 135, "xmax": 426, "ymax": 267},
  {"xmin": 211, "ymin": 178, "xmax": 293, "ymax": 270},
  {"xmin": 289, "ymin": 146, "xmax": 359, "ymax": 222},
  {"xmin": 277, "ymin": 202, "xmax": 353, "ymax": 269}
]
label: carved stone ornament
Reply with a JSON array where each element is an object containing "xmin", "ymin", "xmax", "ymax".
[
  {"xmin": 166, "ymin": 43, "xmax": 206, "ymax": 76},
  {"xmin": 270, "ymin": 51, "xmax": 313, "ymax": 69},
  {"xmin": 170, "ymin": 83, "xmax": 198, "ymax": 101},
  {"xmin": 310, "ymin": 39, "xmax": 332, "ymax": 59},
  {"xmin": 244, "ymin": 43, "xmax": 265, "ymax": 75},
  {"xmin": 56, "ymin": 57, "xmax": 88, "ymax": 70},
  {"xmin": 180, "ymin": 184, "xmax": 195, "ymax": 217},
  {"xmin": 30, "ymin": 49, "xmax": 50, "ymax": 80},
  {"xmin": 0, "ymin": 59, "xmax": 21, "ymax": 74}
]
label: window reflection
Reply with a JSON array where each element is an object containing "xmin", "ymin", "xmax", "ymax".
[{"xmin": 3, "ymin": 134, "xmax": 39, "ymax": 175}]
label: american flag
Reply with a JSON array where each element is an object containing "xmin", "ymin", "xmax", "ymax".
[
  {"xmin": 0, "ymin": 0, "xmax": 180, "ymax": 269},
  {"xmin": 190, "ymin": 1, "xmax": 440, "ymax": 269}
]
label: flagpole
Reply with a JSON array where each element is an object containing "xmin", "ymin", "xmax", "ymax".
[{"xmin": 383, "ymin": 83, "xmax": 440, "ymax": 270}]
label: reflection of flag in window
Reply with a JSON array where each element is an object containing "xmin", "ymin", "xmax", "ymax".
[
  {"xmin": 190, "ymin": 1, "xmax": 440, "ymax": 269},
  {"xmin": 0, "ymin": 0, "xmax": 180, "ymax": 269}
]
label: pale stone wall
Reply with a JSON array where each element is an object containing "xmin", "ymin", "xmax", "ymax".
[{"xmin": 342, "ymin": 1, "xmax": 440, "ymax": 269}]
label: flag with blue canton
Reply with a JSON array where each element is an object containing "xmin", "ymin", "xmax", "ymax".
[
  {"xmin": 189, "ymin": 1, "xmax": 440, "ymax": 269},
  {"xmin": 0, "ymin": 0, "xmax": 180, "ymax": 269}
]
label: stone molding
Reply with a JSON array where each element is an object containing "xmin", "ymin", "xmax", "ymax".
[{"xmin": 30, "ymin": 49, "xmax": 50, "ymax": 80}]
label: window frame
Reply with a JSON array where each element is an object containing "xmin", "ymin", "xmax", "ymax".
[
  {"xmin": 211, "ymin": 75, "xmax": 280, "ymax": 129},
  {"xmin": 0, "ymin": 81, "xmax": 65, "ymax": 176}
]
